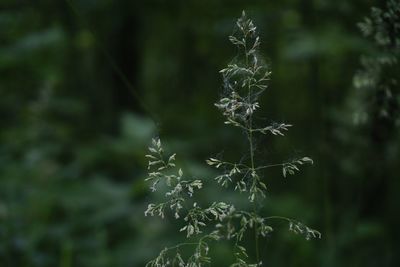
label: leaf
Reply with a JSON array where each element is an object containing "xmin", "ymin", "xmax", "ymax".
[
  {"xmin": 168, "ymin": 153, "xmax": 176, "ymax": 162},
  {"xmin": 301, "ymin": 157, "xmax": 314, "ymax": 164},
  {"xmin": 148, "ymin": 147, "xmax": 157, "ymax": 153}
]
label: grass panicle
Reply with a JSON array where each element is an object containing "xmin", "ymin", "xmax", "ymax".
[{"xmin": 144, "ymin": 11, "xmax": 320, "ymax": 267}]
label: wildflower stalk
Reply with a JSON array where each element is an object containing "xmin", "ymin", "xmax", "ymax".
[
  {"xmin": 245, "ymin": 29, "xmax": 259, "ymax": 262},
  {"xmin": 144, "ymin": 11, "xmax": 320, "ymax": 267}
]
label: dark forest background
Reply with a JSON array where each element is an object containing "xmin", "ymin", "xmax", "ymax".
[{"xmin": 0, "ymin": 0, "xmax": 399, "ymax": 266}]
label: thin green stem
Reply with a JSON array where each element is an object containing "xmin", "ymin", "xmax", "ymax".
[
  {"xmin": 219, "ymin": 160, "xmax": 251, "ymax": 170},
  {"xmin": 244, "ymin": 38, "xmax": 260, "ymax": 264},
  {"xmin": 249, "ymin": 123, "xmax": 260, "ymax": 263},
  {"xmin": 255, "ymin": 163, "xmax": 285, "ymax": 171}
]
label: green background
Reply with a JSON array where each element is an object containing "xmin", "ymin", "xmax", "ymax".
[{"xmin": 0, "ymin": 0, "xmax": 399, "ymax": 266}]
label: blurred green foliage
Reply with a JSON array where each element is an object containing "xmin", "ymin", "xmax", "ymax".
[{"xmin": 0, "ymin": 0, "xmax": 399, "ymax": 266}]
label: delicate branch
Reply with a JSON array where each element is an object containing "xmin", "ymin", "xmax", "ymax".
[{"xmin": 251, "ymin": 123, "xmax": 292, "ymax": 136}]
